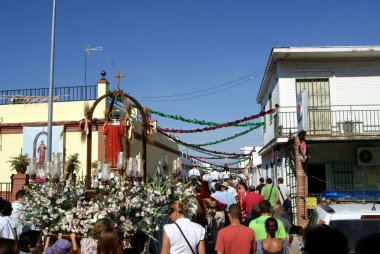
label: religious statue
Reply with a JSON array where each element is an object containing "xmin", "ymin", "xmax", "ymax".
[
  {"xmin": 103, "ymin": 110, "xmax": 125, "ymax": 166},
  {"xmin": 37, "ymin": 140, "xmax": 47, "ymax": 163}
]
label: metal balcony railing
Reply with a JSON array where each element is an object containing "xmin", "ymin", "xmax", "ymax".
[
  {"xmin": 0, "ymin": 85, "xmax": 98, "ymax": 105},
  {"xmin": 275, "ymin": 105, "xmax": 380, "ymax": 137},
  {"xmin": 0, "ymin": 182, "xmax": 11, "ymax": 201}
]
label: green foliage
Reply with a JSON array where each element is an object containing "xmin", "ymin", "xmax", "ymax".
[
  {"xmin": 66, "ymin": 153, "xmax": 81, "ymax": 175},
  {"xmin": 91, "ymin": 161, "xmax": 98, "ymax": 169},
  {"xmin": 8, "ymin": 153, "xmax": 29, "ymax": 173}
]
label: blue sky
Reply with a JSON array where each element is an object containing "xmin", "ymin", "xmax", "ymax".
[{"xmin": 1, "ymin": 0, "xmax": 380, "ymax": 160}]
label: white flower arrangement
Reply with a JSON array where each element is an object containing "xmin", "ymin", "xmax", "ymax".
[{"xmin": 19, "ymin": 174, "xmax": 196, "ymax": 248}]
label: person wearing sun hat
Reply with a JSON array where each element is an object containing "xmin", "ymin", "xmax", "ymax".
[
  {"xmin": 44, "ymin": 239, "xmax": 71, "ymax": 254},
  {"xmin": 220, "ymin": 182, "xmax": 237, "ymax": 227},
  {"xmin": 220, "ymin": 182, "xmax": 229, "ymax": 189},
  {"xmin": 198, "ymin": 181, "xmax": 226, "ymax": 253},
  {"xmin": 221, "ymin": 182, "xmax": 236, "ymax": 209}
]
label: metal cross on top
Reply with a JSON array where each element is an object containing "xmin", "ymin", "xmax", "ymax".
[{"xmin": 114, "ymin": 70, "xmax": 126, "ymax": 90}]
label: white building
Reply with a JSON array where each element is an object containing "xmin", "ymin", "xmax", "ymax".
[
  {"xmin": 239, "ymin": 146, "xmax": 262, "ymax": 186},
  {"xmin": 257, "ymin": 46, "xmax": 380, "ymax": 224}
]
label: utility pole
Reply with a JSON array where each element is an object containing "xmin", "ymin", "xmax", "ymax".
[{"xmin": 47, "ymin": 0, "xmax": 56, "ymax": 162}]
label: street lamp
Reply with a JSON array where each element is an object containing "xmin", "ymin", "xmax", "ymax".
[
  {"xmin": 84, "ymin": 44, "xmax": 102, "ymax": 86},
  {"xmin": 47, "ymin": 0, "xmax": 57, "ymax": 163}
]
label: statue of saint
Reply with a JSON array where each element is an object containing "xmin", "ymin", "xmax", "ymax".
[
  {"xmin": 103, "ymin": 111, "xmax": 125, "ymax": 166},
  {"xmin": 37, "ymin": 140, "xmax": 47, "ymax": 162}
]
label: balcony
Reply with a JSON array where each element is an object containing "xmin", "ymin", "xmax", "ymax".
[
  {"xmin": 275, "ymin": 105, "xmax": 380, "ymax": 137},
  {"xmin": 0, "ymin": 85, "xmax": 98, "ymax": 105}
]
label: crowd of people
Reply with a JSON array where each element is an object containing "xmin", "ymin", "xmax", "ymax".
[
  {"xmin": 161, "ymin": 166, "xmax": 379, "ymax": 254},
  {"xmin": 1, "ymin": 166, "xmax": 379, "ymax": 254},
  {"xmin": 169, "ymin": 166, "xmax": 294, "ymax": 254}
]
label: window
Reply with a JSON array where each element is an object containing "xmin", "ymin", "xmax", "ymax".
[{"xmin": 325, "ymin": 163, "xmax": 354, "ymax": 191}]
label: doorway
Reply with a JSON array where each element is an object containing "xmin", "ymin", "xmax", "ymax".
[
  {"xmin": 307, "ymin": 164, "xmax": 326, "ymax": 195},
  {"xmin": 296, "ymin": 78, "xmax": 331, "ymax": 135}
]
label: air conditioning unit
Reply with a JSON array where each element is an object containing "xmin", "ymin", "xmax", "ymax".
[
  {"xmin": 339, "ymin": 121, "xmax": 363, "ymax": 134},
  {"xmin": 340, "ymin": 121, "xmax": 354, "ymax": 134},
  {"xmin": 357, "ymin": 147, "xmax": 380, "ymax": 166}
]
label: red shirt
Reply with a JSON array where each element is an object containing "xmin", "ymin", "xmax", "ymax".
[
  {"xmin": 242, "ymin": 192, "xmax": 264, "ymax": 213},
  {"xmin": 215, "ymin": 224, "xmax": 255, "ymax": 254}
]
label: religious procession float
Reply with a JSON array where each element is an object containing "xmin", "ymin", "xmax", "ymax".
[
  {"xmin": 15, "ymin": 71, "xmax": 196, "ymax": 253},
  {"xmin": 15, "ymin": 71, "xmax": 277, "ymax": 252}
]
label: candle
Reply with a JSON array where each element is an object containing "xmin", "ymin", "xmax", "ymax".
[
  {"xmin": 172, "ymin": 159, "xmax": 177, "ymax": 175},
  {"xmin": 137, "ymin": 159, "xmax": 142, "ymax": 177},
  {"xmin": 177, "ymin": 158, "xmax": 181, "ymax": 171},
  {"xmin": 161, "ymin": 154, "xmax": 168, "ymax": 167},
  {"xmin": 126, "ymin": 157, "xmax": 133, "ymax": 176},
  {"xmin": 156, "ymin": 161, "xmax": 162, "ymax": 176},
  {"xmin": 101, "ymin": 163, "xmax": 111, "ymax": 181}
]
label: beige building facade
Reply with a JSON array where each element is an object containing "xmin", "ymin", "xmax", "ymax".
[{"xmin": 0, "ymin": 78, "xmax": 179, "ymax": 182}]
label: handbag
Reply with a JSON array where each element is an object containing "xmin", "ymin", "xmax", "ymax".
[
  {"xmin": 278, "ymin": 186, "xmax": 291, "ymax": 210},
  {"xmin": 268, "ymin": 184, "xmax": 274, "ymax": 201},
  {"xmin": 174, "ymin": 222, "xmax": 198, "ymax": 254}
]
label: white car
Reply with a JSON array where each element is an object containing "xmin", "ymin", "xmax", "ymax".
[{"xmin": 308, "ymin": 191, "xmax": 380, "ymax": 253}]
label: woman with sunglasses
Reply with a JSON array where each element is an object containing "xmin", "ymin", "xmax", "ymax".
[{"xmin": 161, "ymin": 201, "xmax": 206, "ymax": 254}]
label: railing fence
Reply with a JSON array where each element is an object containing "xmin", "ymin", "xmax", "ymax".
[
  {"xmin": 0, "ymin": 85, "xmax": 98, "ymax": 105},
  {"xmin": 0, "ymin": 182, "xmax": 12, "ymax": 201},
  {"xmin": 275, "ymin": 106, "xmax": 380, "ymax": 136}
]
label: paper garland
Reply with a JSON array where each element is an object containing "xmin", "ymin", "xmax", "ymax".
[
  {"xmin": 159, "ymin": 130, "xmax": 251, "ymax": 157},
  {"xmin": 192, "ymin": 123, "xmax": 263, "ymax": 147},
  {"xmin": 158, "ymin": 106, "xmax": 278, "ymax": 133},
  {"xmin": 150, "ymin": 109, "xmax": 263, "ymax": 127},
  {"xmin": 114, "ymin": 99, "xmax": 264, "ymax": 130}
]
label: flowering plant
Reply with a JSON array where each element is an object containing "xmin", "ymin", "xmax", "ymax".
[
  {"xmin": 169, "ymin": 181, "xmax": 197, "ymax": 216},
  {"xmin": 19, "ymin": 173, "xmax": 197, "ymax": 248},
  {"xmin": 19, "ymin": 179, "xmax": 85, "ymax": 233}
]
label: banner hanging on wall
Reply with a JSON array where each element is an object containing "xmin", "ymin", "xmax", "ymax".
[
  {"xmin": 296, "ymin": 89, "xmax": 309, "ymax": 133},
  {"xmin": 22, "ymin": 126, "xmax": 64, "ymax": 166}
]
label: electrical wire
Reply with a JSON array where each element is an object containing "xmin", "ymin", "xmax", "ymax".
[
  {"xmin": 134, "ymin": 69, "xmax": 264, "ymax": 101},
  {"xmin": 139, "ymin": 76, "xmax": 257, "ymax": 102}
]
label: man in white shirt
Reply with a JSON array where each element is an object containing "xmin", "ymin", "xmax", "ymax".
[
  {"xmin": 209, "ymin": 167, "xmax": 221, "ymax": 182},
  {"xmin": 277, "ymin": 177, "xmax": 291, "ymax": 220},
  {"xmin": 202, "ymin": 172, "xmax": 210, "ymax": 182},
  {"xmin": 188, "ymin": 167, "xmax": 201, "ymax": 181},
  {"xmin": 11, "ymin": 190, "xmax": 27, "ymax": 237},
  {"xmin": 220, "ymin": 163, "xmax": 231, "ymax": 180},
  {"xmin": 277, "ymin": 177, "xmax": 290, "ymax": 204}
]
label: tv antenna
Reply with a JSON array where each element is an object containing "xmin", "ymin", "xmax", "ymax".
[{"xmin": 84, "ymin": 44, "xmax": 103, "ymax": 86}]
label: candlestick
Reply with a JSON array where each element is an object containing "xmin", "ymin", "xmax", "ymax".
[
  {"xmin": 126, "ymin": 157, "xmax": 133, "ymax": 176},
  {"xmin": 172, "ymin": 159, "xmax": 177, "ymax": 175}
]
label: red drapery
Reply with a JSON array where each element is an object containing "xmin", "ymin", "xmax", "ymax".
[{"xmin": 103, "ymin": 122, "xmax": 124, "ymax": 166}]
